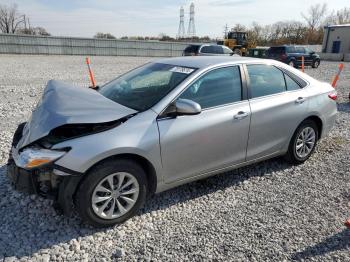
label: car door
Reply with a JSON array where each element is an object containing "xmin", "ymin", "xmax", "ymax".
[
  {"xmin": 245, "ymin": 64, "xmax": 310, "ymax": 160},
  {"xmin": 157, "ymin": 66, "xmax": 251, "ymax": 183}
]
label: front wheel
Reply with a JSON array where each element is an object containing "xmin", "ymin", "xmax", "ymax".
[
  {"xmin": 285, "ymin": 120, "xmax": 318, "ymax": 164},
  {"xmin": 75, "ymin": 159, "xmax": 147, "ymax": 227},
  {"xmin": 288, "ymin": 60, "xmax": 296, "ymax": 68}
]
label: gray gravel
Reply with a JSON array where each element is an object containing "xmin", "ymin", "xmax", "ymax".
[{"xmin": 0, "ymin": 55, "xmax": 350, "ymax": 261}]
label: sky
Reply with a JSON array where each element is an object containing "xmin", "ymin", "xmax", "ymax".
[{"xmin": 1, "ymin": 0, "xmax": 349, "ymax": 38}]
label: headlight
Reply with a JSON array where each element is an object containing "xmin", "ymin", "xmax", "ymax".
[{"xmin": 13, "ymin": 147, "xmax": 67, "ymax": 169}]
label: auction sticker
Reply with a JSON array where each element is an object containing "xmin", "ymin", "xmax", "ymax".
[{"xmin": 169, "ymin": 66, "xmax": 195, "ymax": 74}]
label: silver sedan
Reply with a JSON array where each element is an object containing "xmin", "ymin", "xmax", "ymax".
[{"xmin": 7, "ymin": 56, "xmax": 337, "ymax": 227}]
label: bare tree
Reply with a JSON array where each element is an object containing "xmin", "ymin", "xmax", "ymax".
[
  {"xmin": 18, "ymin": 26, "xmax": 51, "ymax": 36},
  {"xmin": 232, "ymin": 23, "xmax": 246, "ymax": 32},
  {"xmin": 301, "ymin": 3, "xmax": 328, "ymax": 31},
  {"xmin": 0, "ymin": 4, "xmax": 25, "ymax": 33},
  {"xmin": 325, "ymin": 7, "xmax": 350, "ymax": 25},
  {"xmin": 94, "ymin": 32, "xmax": 116, "ymax": 39}
]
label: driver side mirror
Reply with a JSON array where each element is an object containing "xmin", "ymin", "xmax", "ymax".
[
  {"xmin": 162, "ymin": 99, "xmax": 201, "ymax": 117},
  {"xmin": 176, "ymin": 99, "xmax": 202, "ymax": 115}
]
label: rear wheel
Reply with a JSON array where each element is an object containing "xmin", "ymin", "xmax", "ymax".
[
  {"xmin": 285, "ymin": 120, "xmax": 318, "ymax": 164},
  {"xmin": 312, "ymin": 59, "xmax": 320, "ymax": 68},
  {"xmin": 75, "ymin": 159, "xmax": 147, "ymax": 227}
]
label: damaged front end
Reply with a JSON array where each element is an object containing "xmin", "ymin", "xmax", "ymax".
[
  {"xmin": 7, "ymin": 119, "xmax": 128, "ymax": 214},
  {"xmin": 6, "ymin": 80, "xmax": 137, "ymax": 214}
]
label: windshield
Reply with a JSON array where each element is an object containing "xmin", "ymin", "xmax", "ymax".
[{"xmin": 99, "ymin": 63, "xmax": 196, "ymax": 111}]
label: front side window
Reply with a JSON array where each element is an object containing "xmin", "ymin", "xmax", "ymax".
[
  {"xmin": 99, "ymin": 63, "xmax": 196, "ymax": 111},
  {"xmin": 179, "ymin": 66, "xmax": 242, "ymax": 109},
  {"xmin": 247, "ymin": 64, "xmax": 286, "ymax": 98}
]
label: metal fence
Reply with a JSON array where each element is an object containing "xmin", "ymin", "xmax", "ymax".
[{"xmin": 0, "ymin": 34, "xmax": 193, "ymax": 57}]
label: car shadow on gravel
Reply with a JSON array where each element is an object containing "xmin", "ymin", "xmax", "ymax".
[
  {"xmin": 142, "ymin": 156, "xmax": 291, "ymax": 216},
  {"xmin": 338, "ymin": 102, "xmax": 350, "ymax": 113},
  {"xmin": 0, "ymin": 157, "xmax": 291, "ymax": 259},
  {"xmin": 0, "ymin": 164, "xmax": 105, "ymax": 259},
  {"xmin": 291, "ymin": 228, "xmax": 350, "ymax": 260}
]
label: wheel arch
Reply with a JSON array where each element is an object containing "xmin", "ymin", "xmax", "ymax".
[
  {"xmin": 83, "ymin": 153, "xmax": 158, "ymax": 196},
  {"xmin": 302, "ymin": 115, "xmax": 323, "ymax": 140}
]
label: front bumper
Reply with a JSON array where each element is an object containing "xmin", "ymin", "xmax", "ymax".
[
  {"xmin": 6, "ymin": 123, "xmax": 84, "ymax": 215},
  {"xmin": 6, "ymin": 160, "xmax": 39, "ymax": 195}
]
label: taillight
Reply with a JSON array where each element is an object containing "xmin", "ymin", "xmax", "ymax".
[{"xmin": 328, "ymin": 91, "xmax": 337, "ymax": 100}]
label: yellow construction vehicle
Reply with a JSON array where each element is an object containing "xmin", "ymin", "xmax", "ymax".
[{"xmin": 219, "ymin": 31, "xmax": 250, "ymax": 56}]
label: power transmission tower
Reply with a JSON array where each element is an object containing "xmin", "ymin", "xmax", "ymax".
[
  {"xmin": 177, "ymin": 6, "xmax": 185, "ymax": 39},
  {"xmin": 187, "ymin": 2, "xmax": 196, "ymax": 37}
]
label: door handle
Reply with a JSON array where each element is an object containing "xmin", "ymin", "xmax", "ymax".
[
  {"xmin": 234, "ymin": 111, "xmax": 249, "ymax": 120},
  {"xmin": 295, "ymin": 97, "xmax": 306, "ymax": 104}
]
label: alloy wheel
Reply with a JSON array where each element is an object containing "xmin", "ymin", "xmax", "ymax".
[
  {"xmin": 295, "ymin": 127, "xmax": 316, "ymax": 159},
  {"xmin": 91, "ymin": 172, "xmax": 139, "ymax": 219}
]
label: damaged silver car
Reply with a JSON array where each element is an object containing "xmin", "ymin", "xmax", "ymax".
[{"xmin": 7, "ymin": 56, "xmax": 337, "ymax": 227}]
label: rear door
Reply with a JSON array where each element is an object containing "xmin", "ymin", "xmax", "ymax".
[
  {"xmin": 245, "ymin": 64, "xmax": 310, "ymax": 160},
  {"xmin": 157, "ymin": 65, "xmax": 251, "ymax": 183}
]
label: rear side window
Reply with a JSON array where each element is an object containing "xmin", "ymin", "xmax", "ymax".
[
  {"xmin": 184, "ymin": 45, "xmax": 200, "ymax": 53},
  {"xmin": 286, "ymin": 46, "xmax": 296, "ymax": 53},
  {"xmin": 180, "ymin": 66, "xmax": 242, "ymax": 109},
  {"xmin": 201, "ymin": 45, "xmax": 215, "ymax": 53},
  {"xmin": 268, "ymin": 47, "xmax": 285, "ymax": 54},
  {"xmin": 213, "ymin": 46, "xmax": 224, "ymax": 54},
  {"xmin": 247, "ymin": 64, "xmax": 286, "ymax": 98},
  {"xmin": 295, "ymin": 47, "xmax": 305, "ymax": 53}
]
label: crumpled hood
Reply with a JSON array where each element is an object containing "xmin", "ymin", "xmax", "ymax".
[{"xmin": 17, "ymin": 80, "xmax": 137, "ymax": 149}]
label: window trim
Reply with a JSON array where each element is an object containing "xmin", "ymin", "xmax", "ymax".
[{"xmin": 158, "ymin": 64, "xmax": 247, "ymax": 118}]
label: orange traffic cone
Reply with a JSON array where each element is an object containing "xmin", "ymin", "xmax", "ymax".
[{"xmin": 344, "ymin": 218, "xmax": 350, "ymax": 228}]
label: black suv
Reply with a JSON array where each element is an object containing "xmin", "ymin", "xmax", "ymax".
[{"xmin": 267, "ymin": 46, "xmax": 320, "ymax": 68}]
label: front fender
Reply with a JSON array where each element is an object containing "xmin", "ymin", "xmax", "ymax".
[{"xmin": 52, "ymin": 110, "xmax": 162, "ymax": 177}]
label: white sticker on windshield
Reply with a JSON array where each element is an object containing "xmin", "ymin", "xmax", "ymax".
[{"xmin": 169, "ymin": 66, "xmax": 195, "ymax": 74}]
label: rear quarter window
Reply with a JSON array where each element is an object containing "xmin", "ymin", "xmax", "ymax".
[{"xmin": 280, "ymin": 68, "xmax": 308, "ymax": 88}]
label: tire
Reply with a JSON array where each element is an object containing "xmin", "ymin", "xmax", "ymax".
[
  {"xmin": 75, "ymin": 159, "xmax": 147, "ymax": 227},
  {"xmin": 288, "ymin": 60, "xmax": 296, "ymax": 68},
  {"xmin": 284, "ymin": 120, "xmax": 319, "ymax": 164},
  {"xmin": 312, "ymin": 59, "xmax": 320, "ymax": 68}
]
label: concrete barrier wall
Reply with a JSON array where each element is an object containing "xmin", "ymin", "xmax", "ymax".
[
  {"xmin": 0, "ymin": 34, "xmax": 195, "ymax": 57},
  {"xmin": 319, "ymin": 53, "xmax": 346, "ymax": 61},
  {"xmin": 344, "ymin": 53, "xmax": 350, "ymax": 62}
]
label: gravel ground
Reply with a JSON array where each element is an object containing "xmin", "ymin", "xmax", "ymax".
[{"xmin": 0, "ymin": 55, "xmax": 350, "ymax": 261}]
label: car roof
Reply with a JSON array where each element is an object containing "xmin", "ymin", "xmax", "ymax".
[{"xmin": 154, "ymin": 56, "xmax": 260, "ymax": 69}]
